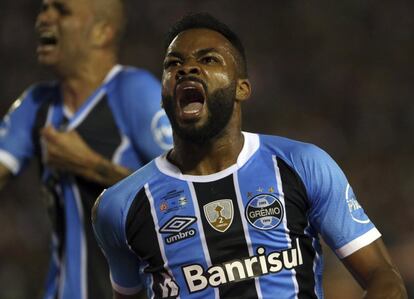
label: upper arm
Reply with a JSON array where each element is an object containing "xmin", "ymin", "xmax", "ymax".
[
  {"xmin": 92, "ymin": 188, "xmax": 144, "ymax": 296},
  {"xmin": 0, "ymin": 86, "xmax": 44, "ymax": 174},
  {"xmin": 342, "ymin": 238, "xmax": 407, "ymax": 298},
  {"xmin": 342, "ymin": 238, "xmax": 396, "ymax": 287},
  {"xmin": 292, "ymin": 144, "xmax": 380, "ymax": 256}
]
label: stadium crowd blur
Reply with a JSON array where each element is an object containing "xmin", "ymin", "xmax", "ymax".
[{"xmin": 0, "ymin": 1, "xmax": 413, "ymax": 298}]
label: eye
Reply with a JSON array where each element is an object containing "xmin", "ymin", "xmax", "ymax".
[
  {"xmin": 200, "ymin": 56, "xmax": 219, "ymax": 65},
  {"xmin": 53, "ymin": 2, "xmax": 71, "ymax": 16},
  {"xmin": 39, "ymin": 3, "xmax": 48, "ymax": 13},
  {"xmin": 164, "ymin": 59, "xmax": 181, "ymax": 69}
]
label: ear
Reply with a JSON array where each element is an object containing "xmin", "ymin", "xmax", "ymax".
[
  {"xmin": 235, "ymin": 79, "xmax": 251, "ymax": 102},
  {"xmin": 91, "ymin": 21, "xmax": 115, "ymax": 47}
]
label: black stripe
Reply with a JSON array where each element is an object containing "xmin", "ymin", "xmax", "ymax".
[
  {"xmin": 75, "ymin": 178, "xmax": 112, "ymax": 299},
  {"xmin": 193, "ymin": 175, "xmax": 258, "ymax": 299},
  {"xmin": 126, "ymin": 187, "xmax": 179, "ymax": 299},
  {"xmin": 76, "ymin": 96, "xmax": 122, "ymax": 160},
  {"xmin": 277, "ymin": 157, "xmax": 317, "ymax": 299}
]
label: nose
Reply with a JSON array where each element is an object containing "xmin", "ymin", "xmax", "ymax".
[
  {"xmin": 35, "ymin": 6, "xmax": 56, "ymax": 29},
  {"xmin": 176, "ymin": 64, "xmax": 201, "ymax": 80}
]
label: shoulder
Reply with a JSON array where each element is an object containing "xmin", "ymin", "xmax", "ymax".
[
  {"xmin": 14, "ymin": 81, "xmax": 57, "ymax": 107},
  {"xmin": 3, "ymin": 81, "xmax": 57, "ymax": 121},
  {"xmin": 258, "ymin": 133, "xmax": 343, "ymax": 191},
  {"xmin": 25, "ymin": 81, "xmax": 57, "ymax": 99},
  {"xmin": 258, "ymin": 133, "xmax": 330, "ymax": 165},
  {"xmin": 106, "ymin": 66, "xmax": 161, "ymax": 113},
  {"xmin": 111, "ymin": 66, "xmax": 160, "ymax": 92}
]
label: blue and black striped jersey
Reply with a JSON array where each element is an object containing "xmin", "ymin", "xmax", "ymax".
[
  {"xmin": 93, "ymin": 132, "xmax": 381, "ymax": 299},
  {"xmin": 0, "ymin": 65, "xmax": 172, "ymax": 299}
]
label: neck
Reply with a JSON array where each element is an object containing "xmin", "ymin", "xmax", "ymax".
[
  {"xmin": 169, "ymin": 108, "xmax": 244, "ymax": 176},
  {"xmin": 56, "ymin": 52, "xmax": 117, "ymax": 113}
]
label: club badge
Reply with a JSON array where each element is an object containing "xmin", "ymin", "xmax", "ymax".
[{"xmin": 203, "ymin": 199, "xmax": 234, "ymax": 233}]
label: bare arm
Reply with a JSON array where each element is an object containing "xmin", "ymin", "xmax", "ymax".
[
  {"xmin": 41, "ymin": 126, "xmax": 132, "ymax": 186},
  {"xmin": 0, "ymin": 162, "xmax": 12, "ymax": 189},
  {"xmin": 342, "ymin": 238, "xmax": 407, "ymax": 299},
  {"xmin": 113, "ymin": 289, "xmax": 147, "ymax": 299}
]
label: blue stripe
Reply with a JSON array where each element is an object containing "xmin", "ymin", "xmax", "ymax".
[
  {"xmin": 238, "ymin": 151, "xmax": 296, "ymax": 299},
  {"xmin": 61, "ymin": 179, "xmax": 83, "ymax": 299},
  {"xmin": 43, "ymin": 252, "xmax": 59, "ymax": 299},
  {"xmin": 150, "ymin": 179, "xmax": 215, "ymax": 298}
]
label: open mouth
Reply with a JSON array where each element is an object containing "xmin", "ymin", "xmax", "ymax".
[
  {"xmin": 38, "ymin": 32, "xmax": 58, "ymax": 46},
  {"xmin": 175, "ymin": 81, "xmax": 206, "ymax": 118}
]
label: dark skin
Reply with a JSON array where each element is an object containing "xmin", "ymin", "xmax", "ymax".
[
  {"xmin": 162, "ymin": 28, "xmax": 251, "ymax": 176},
  {"xmin": 114, "ymin": 28, "xmax": 407, "ymax": 298}
]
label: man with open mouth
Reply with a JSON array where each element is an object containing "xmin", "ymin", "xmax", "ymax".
[
  {"xmin": 93, "ymin": 13, "xmax": 407, "ymax": 299},
  {"xmin": 0, "ymin": 0, "xmax": 171, "ymax": 298}
]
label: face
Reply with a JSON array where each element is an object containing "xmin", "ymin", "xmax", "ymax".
[
  {"xmin": 162, "ymin": 28, "xmax": 240, "ymax": 144},
  {"xmin": 35, "ymin": 0, "xmax": 97, "ymax": 70}
]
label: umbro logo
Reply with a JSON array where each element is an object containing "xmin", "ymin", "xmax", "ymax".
[{"xmin": 159, "ymin": 216, "xmax": 197, "ymax": 245}]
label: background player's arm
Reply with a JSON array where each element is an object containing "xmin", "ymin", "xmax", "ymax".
[
  {"xmin": 0, "ymin": 163, "xmax": 12, "ymax": 189},
  {"xmin": 342, "ymin": 238, "xmax": 407, "ymax": 298},
  {"xmin": 41, "ymin": 126, "xmax": 131, "ymax": 186},
  {"xmin": 113, "ymin": 289, "xmax": 147, "ymax": 299}
]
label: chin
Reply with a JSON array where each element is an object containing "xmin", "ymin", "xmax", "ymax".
[{"xmin": 37, "ymin": 57, "xmax": 58, "ymax": 67}]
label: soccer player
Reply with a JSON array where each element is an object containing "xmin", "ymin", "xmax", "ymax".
[
  {"xmin": 92, "ymin": 13, "xmax": 407, "ymax": 299},
  {"xmin": 0, "ymin": 0, "xmax": 171, "ymax": 298}
]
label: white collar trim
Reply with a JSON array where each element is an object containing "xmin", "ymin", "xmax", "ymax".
[
  {"xmin": 104, "ymin": 64, "xmax": 123, "ymax": 83},
  {"xmin": 155, "ymin": 132, "xmax": 260, "ymax": 182}
]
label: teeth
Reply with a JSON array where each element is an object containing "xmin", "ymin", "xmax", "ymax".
[{"xmin": 40, "ymin": 32, "xmax": 55, "ymax": 38}]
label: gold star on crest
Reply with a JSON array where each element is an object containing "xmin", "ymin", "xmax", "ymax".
[{"xmin": 268, "ymin": 187, "xmax": 275, "ymax": 193}]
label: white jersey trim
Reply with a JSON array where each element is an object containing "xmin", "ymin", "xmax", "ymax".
[
  {"xmin": 110, "ymin": 273, "xmax": 143, "ymax": 295},
  {"xmin": 336, "ymin": 227, "xmax": 382, "ymax": 258},
  {"xmin": 154, "ymin": 132, "xmax": 260, "ymax": 182},
  {"xmin": 0, "ymin": 149, "xmax": 20, "ymax": 174}
]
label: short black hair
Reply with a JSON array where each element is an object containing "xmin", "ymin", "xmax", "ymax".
[{"xmin": 164, "ymin": 12, "xmax": 248, "ymax": 77}]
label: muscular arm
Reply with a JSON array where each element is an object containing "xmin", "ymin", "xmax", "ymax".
[
  {"xmin": 0, "ymin": 163, "xmax": 12, "ymax": 189},
  {"xmin": 42, "ymin": 126, "xmax": 132, "ymax": 187},
  {"xmin": 342, "ymin": 238, "xmax": 407, "ymax": 299}
]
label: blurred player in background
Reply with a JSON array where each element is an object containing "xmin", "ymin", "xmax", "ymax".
[
  {"xmin": 0, "ymin": 0, "xmax": 171, "ymax": 298},
  {"xmin": 93, "ymin": 13, "xmax": 407, "ymax": 299}
]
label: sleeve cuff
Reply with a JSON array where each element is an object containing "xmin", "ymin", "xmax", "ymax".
[
  {"xmin": 110, "ymin": 272, "xmax": 143, "ymax": 295},
  {"xmin": 0, "ymin": 149, "xmax": 20, "ymax": 174},
  {"xmin": 335, "ymin": 227, "xmax": 382, "ymax": 258}
]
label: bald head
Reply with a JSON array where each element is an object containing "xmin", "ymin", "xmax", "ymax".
[{"xmin": 92, "ymin": 0, "xmax": 126, "ymax": 48}]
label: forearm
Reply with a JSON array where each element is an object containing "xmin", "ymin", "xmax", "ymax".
[
  {"xmin": 83, "ymin": 154, "xmax": 132, "ymax": 187},
  {"xmin": 363, "ymin": 266, "xmax": 407, "ymax": 299}
]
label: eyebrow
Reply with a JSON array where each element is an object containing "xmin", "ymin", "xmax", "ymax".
[
  {"xmin": 195, "ymin": 48, "xmax": 217, "ymax": 57},
  {"xmin": 165, "ymin": 51, "xmax": 184, "ymax": 60},
  {"xmin": 166, "ymin": 48, "xmax": 218, "ymax": 60}
]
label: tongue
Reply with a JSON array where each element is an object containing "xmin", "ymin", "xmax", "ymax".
[{"xmin": 183, "ymin": 102, "xmax": 203, "ymax": 114}]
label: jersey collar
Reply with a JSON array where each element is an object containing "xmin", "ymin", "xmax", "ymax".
[{"xmin": 155, "ymin": 132, "xmax": 260, "ymax": 182}]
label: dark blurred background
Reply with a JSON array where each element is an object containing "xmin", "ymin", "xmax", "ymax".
[{"xmin": 0, "ymin": 1, "xmax": 413, "ymax": 298}]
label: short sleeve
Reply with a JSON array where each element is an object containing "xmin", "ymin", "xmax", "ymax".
[
  {"xmin": 92, "ymin": 188, "xmax": 144, "ymax": 295},
  {"xmin": 291, "ymin": 144, "xmax": 381, "ymax": 258},
  {"xmin": 117, "ymin": 69, "xmax": 172, "ymax": 162},
  {"xmin": 0, "ymin": 86, "xmax": 43, "ymax": 174}
]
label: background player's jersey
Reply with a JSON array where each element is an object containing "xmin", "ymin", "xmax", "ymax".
[
  {"xmin": 93, "ymin": 132, "xmax": 381, "ymax": 299},
  {"xmin": 0, "ymin": 65, "xmax": 172, "ymax": 299}
]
